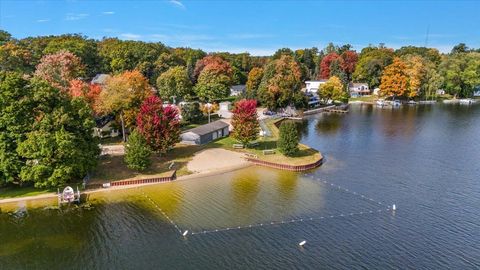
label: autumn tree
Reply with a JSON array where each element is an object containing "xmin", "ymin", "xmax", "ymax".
[
  {"xmin": 0, "ymin": 41, "xmax": 32, "ymax": 73},
  {"xmin": 193, "ymin": 55, "xmax": 232, "ymax": 81},
  {"xmin": 379, "ymin": 57, "xmax": 409, "ymax": 97},
  {"xmin": 34, "ymin": 50, "xmax": 85, "ymax": 91},
  {"xmin": 353, "ymin": 46, "xmax": 394, "ymax": 88},
  {"xmin": 156, "ymin": 66, "xmax": 193, "ymax": 102},
  {"xmin": 194, "ymin": 68, "xmax": 232, "ymax": 101},
  {"xmin": 403, "ymin": 55, "xmax": 426, "ymax": 98},
  {"xmin": 68, "ymin": 79, "xmax": 102, "ymax": 113},
  {"xmin": 136, "ymin": 95, "xmax": 180, "ymax": 155},
  {"xmin": 124, "ymin": 129, "xmax": 152, "ymax": 171},
  {"xmin": 318, "ymin": 52, "xmax": 340, "ymax": 79},
  {"xmin": 258, "ymin": 55, "xmax": 302, "ymax": 109},
  {"xmin": 98, "ymin": 70, "xmax": 151, "ymax": 141},
  {"xmin": 318, "ymin": 76, "xmax": 347, "ymax": 103},
  {"xmin": 246, "ymin": 67, "xmax": 263, "ymax": 98},
  {"xmin": 231, "ymin": 99, "xmax": 259, "ymax": 146},
  {"xmin": 340, "ymin": 50, "xmax": 358, "ymax": 82}
]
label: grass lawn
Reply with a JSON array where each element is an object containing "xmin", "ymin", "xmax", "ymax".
[
  {"xmin": 0, "ymin": 186, "xmax": 55, "ymax": 200},
  {"xmin": 349, "ymin": 95, "xmax": 377, "ymax": 102},
  {"xmin": 211, "ymin": 118, "xmax": 321, "ymax": 165}
]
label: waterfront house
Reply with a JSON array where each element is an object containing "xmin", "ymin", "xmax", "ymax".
[
  {"xmin": 305, "ymin": 80, "xmax": 327, "ymax": 94},
  {"xmin": 230, "ymin": 85, "xmax": 246, "ymax": 96},
  {"xmin": 349, "ymin": 83, "xmax": 370, "ymax": 97},
  {"xmin": 180, "ymin": 120, "xmax": 230, "ymax": 145}
]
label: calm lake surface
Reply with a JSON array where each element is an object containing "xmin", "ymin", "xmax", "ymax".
[{"xmin": 1, "ymin": 103, "xmax": 479, "ymax": 269}]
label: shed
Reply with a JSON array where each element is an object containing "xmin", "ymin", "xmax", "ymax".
[{"xmin": 180, "ymin": 120, "xmax": 230, "ymax": 145}]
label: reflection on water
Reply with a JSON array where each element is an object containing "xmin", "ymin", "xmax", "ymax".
[{"xmin": 1, "ymin": 103, "xmax": 480, "ymax": 269}]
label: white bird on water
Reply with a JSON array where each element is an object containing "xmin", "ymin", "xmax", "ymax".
[
  {"xmin": 299, "ymin": 240, "xmax": 307, "ymax": 247},
  {"xmin": 183, "ymin": 230, "xmax": 189, "ymax": 236}
]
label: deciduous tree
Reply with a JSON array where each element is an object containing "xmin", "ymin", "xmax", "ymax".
[
  {"xmin": 353, "ymin": 46, "xmax": 394, "ymax": 88},
  {"xmin": 136, "ymin": 95, "xmax": 180, "ymax": 155},
  {"xmin": 231, "ymin": 99, "xmax": 259, "ymax": 146},
  {"xmin": 318, "ymin": 76, "xmax": 347, "ymax": 103},
  {"xmin": 246, "ymin": 67, "xmax": 263, "ymax": 98},
  {"xmin": 68, "ymin": 79, "xmax": 102, "ymax": 113},
  {"xmin": 98, "ymin": 70, "xmax": 151, "ymax": 140},
  {"xmin": 379, "ymin": 57, "xmax": 409, "ymax": 97},
  {"xmin": 318, "ymin": 52, "xmax": 340, "ymax": 79},
  {"xmin": 34, "ymin": 50, "xmax": 85, "ymax": 91},
  {"xmin": 156, "ymin": 66, "xmax": 193, "ymax": 102}
]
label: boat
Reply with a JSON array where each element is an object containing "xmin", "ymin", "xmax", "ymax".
[
  {"xmin": 443, "ymin": 99, "xmax": 459, "ymax": 104},
  {"xmin": 58, "ymin": 186, "xmax": 81, "ymax": 205},
  {"xmin": 376, "ymin": 99, "xmax": 386, "ymax": 107},
  {"xmin": 392, "ymin": 100, "xmax": 401, "ymax": 107},
  {"xmin": 407, "ymin": 100, "xmax": 417, "ymax": 105},
  {"xmin": 459, "ymin": 98, "xmax": 475, "ymax": 105}
]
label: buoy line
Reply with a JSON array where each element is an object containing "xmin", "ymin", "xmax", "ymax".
[
  {"xmin": 303, "ymin": 174, "xmax": 388, "ymax": 207},
  {"xmin": 140, "ymin": 190, "xmax": 183, "ymax": 235},
  {"xmin": 189, "ymin": 207, "xmax": 390, "ymax": 236}
]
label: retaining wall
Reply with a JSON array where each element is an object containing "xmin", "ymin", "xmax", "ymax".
[{"xmin": 246, "ymin": 156, "xmax": 323, "ymax": 172}]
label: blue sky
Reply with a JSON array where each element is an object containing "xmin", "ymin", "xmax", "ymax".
[{"xmin": 1, "ymin": 0, "xmax": 479, "ymax": 55}]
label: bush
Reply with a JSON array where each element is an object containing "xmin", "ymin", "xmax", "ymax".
[
  {"xmin": 278, "ymin": 121, "xmax": 299, "ymax": 156},
  {"xmin": 124, "ymin": 129, "xmax": 152, "ymax": 171}
]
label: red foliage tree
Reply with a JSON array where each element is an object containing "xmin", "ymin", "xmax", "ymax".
[
  {"xmin": 136, "ymin": 95, "xmax": 180, "ymax": 154},
  {"xmin": 319, "ymin": 52, "xmax": 340, "ymax": 79},
  {"xmin": 231, "ymin": 99, "xmax": 260, "ymax": 146},
  {"xmin": 340, "ymin": 50, "xmax": 358, "ymax": 78},
  {"xmin": 34, "ymin": 50, "xmax": 85, "ymax": 91}
]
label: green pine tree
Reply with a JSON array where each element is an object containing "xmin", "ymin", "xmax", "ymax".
[
  {"xmin": 278, "ymin": 121, "xmax": 299, "ymax": 156},
  {"xmin": 124, "ymin": 129, "xmax": 152, "ymax": 171}
]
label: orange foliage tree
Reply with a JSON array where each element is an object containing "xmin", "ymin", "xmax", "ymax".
[
  {"xmin": 379, "ymin": 57, "xmax": 409, "ymax": 98},
  {"xmin": 68, "ymin": 79, "xmax": 102, "ymax": 113}
]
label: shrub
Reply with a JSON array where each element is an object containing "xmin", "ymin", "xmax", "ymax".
[
  {"xmin": 278, "ymin": 121, "xmax": 299, "ymax": 156},
  {"xmin": 124, "ymin": 129, "xmax": 152, "ymax": 171}
]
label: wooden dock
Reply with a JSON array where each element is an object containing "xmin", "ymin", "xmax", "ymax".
[{"xmin": 324, "ymin": 108, "xmax": 348, "ymax": 114}]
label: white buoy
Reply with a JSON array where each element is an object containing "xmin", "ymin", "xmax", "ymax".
[
  {"xmin": 299, "ymin": 240, "xmax": 307, "ymax": 247},
  {"xmin": 182, "ymin": 230, "xmax": 189, "ymax": 236},
  {"xmin": 392, "ymin": 204, "xmax": 396, "ymax": 211}
]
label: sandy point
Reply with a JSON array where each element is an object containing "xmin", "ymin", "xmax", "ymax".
[{"xmin": 187, "ymin": 148, "xmax": 250, "ymax": 174}]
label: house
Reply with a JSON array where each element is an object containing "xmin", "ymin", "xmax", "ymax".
[
  {"xmin": 180, "ymin": 120, "xmax": 230, "ymax": 145},
  {"xmin": 93, "ymin": 115, "xmax": 119, "ymax": 138},
  {"xmin": 436, "ymin": 89, "xmax": 446, "ymax": 95},
  {"xmin": 218, "ymin": 101, "xmax": 233, "ymax": 118},
  {"xmin": 91, "ymin": 74, "xmax": 111, "ymax": 85},
  {"xmin": 349, "ymin": 83, "xmax": 370, "ymax": 97},
  {"xmin": 230, "ymin": 85, "xmax": 246, "ymax": 96},
  {"xmin": 305, "ymin": 80, "xmax": 327, "ymax": 94}
]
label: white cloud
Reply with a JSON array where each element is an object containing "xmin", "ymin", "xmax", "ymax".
[
  {"xmin": 65, "ymin": 13, "xmax": 89, "ymax": 21},
  {"xmin": 169, "ymin": 0, "xmax": 185, "ymax": 9},
  {"xmin": 120, "ymin": 33, "xmax": 142, "ymax": 40},
  {"xmin": 36, "ymin": 19, "xmax": 50, "ymax": 23},
  {"xmin": 102, "ymin": 11, "xmax": 115, "ymax": 15}
]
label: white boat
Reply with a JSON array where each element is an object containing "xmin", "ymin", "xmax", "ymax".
[
  {"xmin": 392, "ymin": 100, "xmax": 401, "ymax": 107},
  {"xmin": 459, "ymin": 98, "xmax": 475, "ymax": 105},
  {"xmin": 407, "ymin": 100, "xmax": 417, "ymax": 105},
  {"xmin": 58, "ymin": 186, "xmax": 81, "ymax": 205},
  {"xmin": 376, "ymin": 99, "xmax": 386, "ymax": 107}
]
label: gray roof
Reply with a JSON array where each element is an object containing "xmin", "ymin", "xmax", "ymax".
[
  {"xmin": 230, "ymin": 85, "xmax": 246, "ymax": 92},
  {"xmin": 92, "ymin": 74, "xmax": 111, "ymax": 85},
  {"xmin": 183, "ymin": 120, "xmax": 229, "ymax": 136}
]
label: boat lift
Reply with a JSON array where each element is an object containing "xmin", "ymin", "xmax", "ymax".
[{"xmin": 57, "ymin": 186, "xmax": 81, "ymax": 205}]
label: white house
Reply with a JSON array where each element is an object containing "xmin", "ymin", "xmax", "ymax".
[
  {"xmin": 349, "ymin": 83, "xmax": 370, "ymax": 97},
  {"xmin": 305, "ymin": 80, "xmax": 327, "ymax": 94}
]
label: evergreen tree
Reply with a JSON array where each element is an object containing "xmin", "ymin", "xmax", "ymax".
[
  {"xmin": 278, "ymin": 121, "xmax": 299, "ymax": 156},
  {"xmin": 124, "ymin": 129, "xmax": 152, "ymax": 171}
]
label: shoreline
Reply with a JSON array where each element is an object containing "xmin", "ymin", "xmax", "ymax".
[{"xmin": 0, "ymin": 163, "xmax": 253, "ymax": 205}]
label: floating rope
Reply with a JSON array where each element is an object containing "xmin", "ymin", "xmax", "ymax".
[
  {"xmin": 189, "ymin": 208, "xmax": 391, "ymax": 236},
  {"xmin": 140, "ymin": 190, "xmax": 183, "ymax": 235},
  {"xmin": 303, "ymin": 174, "xmax": 387, "ymax": 207}
]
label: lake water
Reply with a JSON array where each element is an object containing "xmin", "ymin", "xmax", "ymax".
[{"xmin": 1, "ymin": 103, "xmax": 479, "ymax": 269}]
